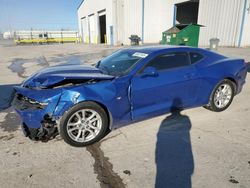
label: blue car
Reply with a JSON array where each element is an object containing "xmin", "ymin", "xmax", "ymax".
[{"xmin": 12, "ymin": 46, "xmax": 247, "ymax": 147}]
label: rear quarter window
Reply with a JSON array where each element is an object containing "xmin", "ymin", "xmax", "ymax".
[{"xmin": 190, "ymin": 52, "xmax": 204, "ymax": 64}]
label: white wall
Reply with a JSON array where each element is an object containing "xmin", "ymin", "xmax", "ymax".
[
  {"xmin": 3, "ymin": 31, "xmax": 14, "ymax": 39},
  {"xmin": 118, "ymin": 0, "xmax": 185, "ymax": 45},
  {"xmin": 78, "ymin": 0, "xmax": 250, "ymax": 47},
  {"xmin": 143, "ymin": 0, "xmax": 170, "ymax": 44},
  {"xmin": 111, "ymin": 0, "xmax": 122, "ymax": 45},
  {"xmin": 240, "ymin": 0, "xmax": 250, "ymax": 47},
  {"xmin": 198, "ymin": 0, "xmax": 244, "ymax": 47},
  {"xmin": 143, "ymin": 0, "xmax": 250, "ymax": 47},
  {"xmin": 121, "ymin": 0, "xmax": 143, "ymax": 44},
  {"xmin": 77, "ymin": 0, "xmax": 113, "ymax": 44}
]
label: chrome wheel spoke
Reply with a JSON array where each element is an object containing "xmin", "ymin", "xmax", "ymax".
[
  {"xmin": 90, "ymin": 117, "xmax": 100, "ymax": 123},
  {"xmin": 221, "ymin": 85, "xmax": 227, "ymax": 93},
  {"xmin": 218, "ymin": 100, "xmax": 222, "ymax": 107},
  {"xmin": 88, "ymin": 129, "xmax": 96, "ymax": 138},
  {"xmin": 68, "ymin": 122, "xmax": 79, "ymax": 127},
  {"xmin": 87, "ymin": 112, "xmax": 97, "ymax": 121},
  {"xmin": 81, "ymin": 110, "xmax": 86, "ymax": 120},
  {"xmin": 89, "ymin": 124, "xmax": 100, "ymax": 131},
  {"xmin": 82, "ymin": 130, "xmax": 86, "ymax": 141},
  {"xmin": 214, "ymin": 97, "xmax": 219, "ymax": 103},
  {"xmin": 75, "ymin": 129, "xmax": 82, "ymax": 141},
  {"xmin": 76, "ymin": 112, "xmax": 82, "ymax": 121},
  {"xmin": 68, "ymin": 127, "xmax": 79, "ymax": 133}
]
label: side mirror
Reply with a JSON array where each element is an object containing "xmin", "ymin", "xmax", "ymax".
[
  {"xmin": 141, "ymin": 66, "xmax": 158, "ymax": 77},
  {"xmin": 96, "ymin": 60, "xmax": 101, "ymax": 67}
]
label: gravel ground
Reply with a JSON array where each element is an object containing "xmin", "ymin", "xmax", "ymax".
[{"xmin": 0, "ymin": 40, "xmax": 249, "ymax": 188}]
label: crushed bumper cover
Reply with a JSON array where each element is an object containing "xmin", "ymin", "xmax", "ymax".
[{"xmin": 12, "ymin": 86, "xmax": 62, "ymax": 141}]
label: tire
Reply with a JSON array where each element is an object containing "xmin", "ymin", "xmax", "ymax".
[
  {"xmin": 59, "ymin": 101, "xmax": 109, "ymax": 147},
  {"xmin": 204, "ymin": 79, "xmax": 235, "ymax": 112}
]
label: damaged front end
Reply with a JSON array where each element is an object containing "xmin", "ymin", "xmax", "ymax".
[
  {"xmin": 12, "ymin": 87, "xmax": 62, "ymax": 141},
  {"xmin": 22, "ymin": 114, "xmax": 58, "ymax": 141},
  {"xmin": 12, "ymin": 65, "xmax": 114, "ymax": 142}
]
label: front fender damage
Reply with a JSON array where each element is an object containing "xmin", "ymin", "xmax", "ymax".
[
  {"xmin": 21, "ymin": 89, "xmax": 84, "ymax": 142},
  {"xmin": 13, "ymin": 78, "xmax": 114, "ymax": 142}
]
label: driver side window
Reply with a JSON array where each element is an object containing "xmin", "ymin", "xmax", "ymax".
[{"xmin": 146, "ymin": 52, "xmax": 190, "ymax": 71}]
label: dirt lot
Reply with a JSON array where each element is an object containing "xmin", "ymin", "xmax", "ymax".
[{"xmin": 0, "ymin": 40, "xmax": 249, "ymax": 188}]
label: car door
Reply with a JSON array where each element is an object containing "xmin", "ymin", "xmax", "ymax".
[{"xmin": 130, "ymin": 52, "xmax": 201, "ymax": 120}]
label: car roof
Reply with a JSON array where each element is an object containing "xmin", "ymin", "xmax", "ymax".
[
  {"xmin": 122, "ymin": 45, "xmax": 227, "ymax": 60},
  {"xmin": 126, "ymin": 45, "xmax": 200, "ymax": 54}
]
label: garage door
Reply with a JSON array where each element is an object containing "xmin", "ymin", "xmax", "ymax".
[
  {"xmin": 89, "ymin": 14, "xmax": 96, "ymax": 44},
  {"xmin": 81, "ymin": 17, "xmax": 88, "ymax": 43}
]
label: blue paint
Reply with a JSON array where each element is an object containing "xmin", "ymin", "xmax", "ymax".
[
  {"xmin": 238, "ymin": 0, "xmax": 247, "ymax": 47},
  {"xmin": 13, "ymin": 46, "xmax": 247, "ymax": 134},
  {"xmin": 22, "ymin": 65, "xmax": 114, "ymax": 89},
  {"xmin": 141, "ymin": 0, "xmax": 145, "ymax": 43},
  {"xmin": 173, "ymin": 5, "xmax": 177, "ymax": 26}
]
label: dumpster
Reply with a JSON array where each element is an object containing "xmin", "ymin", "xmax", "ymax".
[
  {"xmin": 129, "ymin": 35, "xmax": 141, "ymax": 46},
  {"xmin": 161, "ymin": 24, "xmax": 203, "ymax": 47}
]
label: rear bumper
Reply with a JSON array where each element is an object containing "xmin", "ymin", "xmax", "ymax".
[
  {"xmin": 237, "ymin": 79, "xmax": 246, "ymax": 94},
  {"xmin": 236, "ymin": 66, "xmax": 247, "ymax": 95}
]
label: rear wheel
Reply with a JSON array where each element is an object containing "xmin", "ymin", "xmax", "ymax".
[
  {"xmin": 59, "ymin": 102, "xmax": 109, "ymax": 147},
  {"xmin": 204, "ymin": 79, "xmax": 235, "ymax": 112}
]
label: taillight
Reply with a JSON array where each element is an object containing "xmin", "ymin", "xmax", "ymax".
[{"xmin": 243, "ymin": 60, "xmax": 248, "ymax": 67}]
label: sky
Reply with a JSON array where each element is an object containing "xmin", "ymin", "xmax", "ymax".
[{"xmin": 0, "ymin": 0, "xmax": 82, "ymax": 32}]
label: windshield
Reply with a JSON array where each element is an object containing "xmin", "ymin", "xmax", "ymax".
[{"xmin": 97, "ymin": 50, "xmax": 147, "ymax": 76}]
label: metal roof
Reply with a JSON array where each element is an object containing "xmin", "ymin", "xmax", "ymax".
[{"xmin": 77, "ymin": 0, "xmax": 85, "ymax": 10}]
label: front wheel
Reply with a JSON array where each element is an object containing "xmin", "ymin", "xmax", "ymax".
[
  {"xmin": 59, "ymin": 102, "xmax": 109, "ymax": 147},
  {"xmin": 204, "ymin": 79, "xmax": 235, "ymax": 112}
]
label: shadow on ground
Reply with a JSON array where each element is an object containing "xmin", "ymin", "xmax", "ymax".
[
  {"xmin": 155, "ymin": 98, "xmax": 194, "ymax": 188},
  {"xmin": 0, "ymin": 84, "xmax": 18, "ymax": 111},
  {"xmin": 0, "ymin": 109, "xmax": 20, "ymax": 133},
  {"xmin": 247, "ymin": 62, "xmax": 250, "ymax": 73},
  {"xmin": 0, "ymin": 84, "xmax": 20, "ymax": 133}
]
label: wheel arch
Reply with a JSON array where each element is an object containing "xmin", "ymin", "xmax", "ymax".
[
  {"xmin": 205, "ymin": 77, "xmax": 237, "ymax": 106},
  {"xmin": 76, "ymin": 100, "xmax": 113, "ymax": 131},
  {"xmin": 224, "ymin": 77, "xmax": 237, "ymax": 94},
  {"xmin": 204, "ymin": 78, "xmax": 236, "ymax": 112},
  {"xmin": 53, "ymin": 87, "xmax": 114, "ymax": 131}
]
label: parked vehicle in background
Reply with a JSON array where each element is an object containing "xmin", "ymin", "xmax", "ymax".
[{"xmin": 12, "ymin": 46, "xmax": 247, "ymax": 147}]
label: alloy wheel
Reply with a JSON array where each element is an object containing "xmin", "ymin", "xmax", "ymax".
[{"xmin": 66, "ymin": 109, "xmax": 102, "ymax": 143}]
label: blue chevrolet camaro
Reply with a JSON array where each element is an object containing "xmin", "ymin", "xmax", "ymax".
[{"xmin": 12, "ymin": 46, "xmax": 247, "ymax": 147}]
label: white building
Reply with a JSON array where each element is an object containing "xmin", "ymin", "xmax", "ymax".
[
  {"xmin": 77, "ymin": 0, "xmax": 250, "ymax": 47},
  {"xmin": 3, "ymin": 31, "xmax": 14, "ymax": 39}
]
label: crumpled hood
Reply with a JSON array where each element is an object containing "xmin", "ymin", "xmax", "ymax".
[{"xmin": 22, "ymin": 65, "xmax": 114, "ymax": 89}]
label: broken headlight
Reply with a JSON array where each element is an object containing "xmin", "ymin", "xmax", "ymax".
[{"xmin": 12, "ymin": 93, "xmax": 48, "ymax": 110}]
